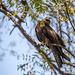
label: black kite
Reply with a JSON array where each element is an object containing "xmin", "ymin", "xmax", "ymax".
[{"xmin": 35, "ymin": 18, "xmax": 70, "ymax": 68}]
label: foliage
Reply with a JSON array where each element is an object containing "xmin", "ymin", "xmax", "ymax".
[{"xmin": 0, "ymin": 0, "xmax": 75, "ymax": 75}]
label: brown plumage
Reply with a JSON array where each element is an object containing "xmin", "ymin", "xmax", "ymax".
[{"xmin": 35, "ymin": 18, "xmax": 70, "ymax": 68}]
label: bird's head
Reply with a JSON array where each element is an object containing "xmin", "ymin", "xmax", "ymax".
[
  {"xmin": 39, "ymin": 18, "xmax": 50, "ymax": 27},
  {"xmin": 44, "ymin": 18, "xmax": 50, "ymax": 25}
]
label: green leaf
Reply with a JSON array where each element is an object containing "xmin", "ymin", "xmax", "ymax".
[{"xmin": 13, "ymin": 12, "xmax": 18, "ymax": 16}]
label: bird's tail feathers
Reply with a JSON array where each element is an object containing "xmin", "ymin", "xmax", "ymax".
[
  {"xmin": 49, "ymin": 46, "xmax": 62, "ymax": 68},
  {"xmin": 53, "ymin": 50, "xmax": 62, "ymax": 68}
]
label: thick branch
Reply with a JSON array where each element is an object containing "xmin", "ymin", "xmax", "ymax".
[{"xmin": 0, "ymin": 9, "xmax": 19, "ymax": 26}]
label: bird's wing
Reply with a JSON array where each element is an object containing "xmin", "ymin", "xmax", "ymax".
[
  {"xmin": 41, "ymin": 26, "xmax": 59, "ymax": 44},
  {"xmin": 41, "ymin": 26, "xmax": 62, "ymax": 68},
  {"xmin": 42, "ymin": 25, "xmax": 65, "ymax": 47},
  {"xmin": 41, "ymin": 26, "xmax": 70, "ymax": 61},
  {"xmin": 56, "ymin": 34, "xmax": 65, "ymax": 47},
  {"xmin": 41, "ymin": 25, "xmax": 64, "ymax": 56}
]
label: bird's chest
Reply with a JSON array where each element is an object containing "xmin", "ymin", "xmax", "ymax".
[{"xmin": 36, "ymin": 27, "xmax": 46, "ymax": 42}]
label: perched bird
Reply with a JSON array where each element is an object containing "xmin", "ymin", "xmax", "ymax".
[{"xmin": 35, "ymin": 18, "xmax": 70, "ymax": 68}]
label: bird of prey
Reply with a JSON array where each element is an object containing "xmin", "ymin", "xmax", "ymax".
[{"xmin": 35, "ymin": 18, "xmax": 70, "ymax": 68}]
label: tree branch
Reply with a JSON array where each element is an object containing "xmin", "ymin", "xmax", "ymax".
[
  {"xmin": 10, "ymin": 0, "xmax": 29, "ymax": 35},
  {"xmin": 38, "ymin": 43, "xmax": 75, "ymax": 58},
  {"xmin": 54, "ymin": 0, "xmax": 62, "ymax": 37},
  {"xmin": 63, "ymin": 0, "xmax": 75, "ymax": 31},
  {"xmin": 63, "ymin": 62, "xmax": 75, "ymax": 67},
  {"xmin": 49, "ymin": 59, "xmax": 75, "ymax": 68},
  {"xmin": 0, "ymin": 2, "xmax": 24, "ymax": 22}
]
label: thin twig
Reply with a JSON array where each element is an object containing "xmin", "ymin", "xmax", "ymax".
[
  {"xmin": 62, "ymin": 62, "xmax": 75, "ymax": 67},
  {"xmin": 49, "ymin": 59, "xmax": 75, "ymax": 67},
  {"xmin": 61, "ymin": 30, "xmax": 71, "ymax": 41},
  {"xmin": 63, "ymin": 0, "xmax": 75, "ymax": 31}
]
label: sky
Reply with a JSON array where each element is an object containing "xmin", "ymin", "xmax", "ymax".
[{"xmin": 0, "ymin": 12, "xmax": 35, "ymax": 74}]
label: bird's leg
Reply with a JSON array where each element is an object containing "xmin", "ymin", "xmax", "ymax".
[{"xmin": 45, "ymin": 38, "xmax": 51, "ymax": 46}]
